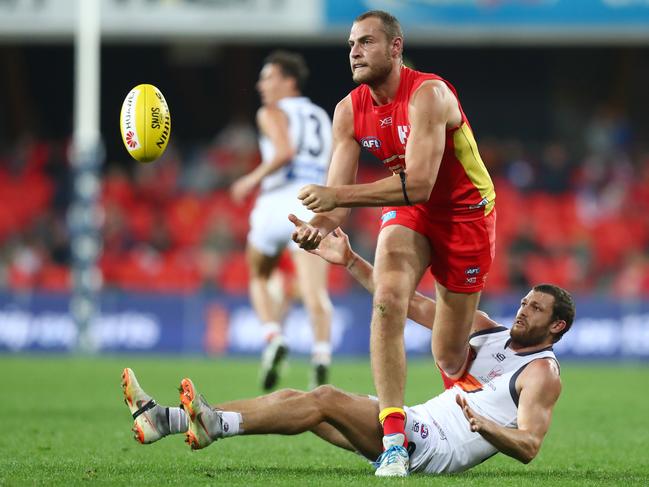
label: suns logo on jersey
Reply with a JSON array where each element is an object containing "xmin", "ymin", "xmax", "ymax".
[{"xmin": 397, "ymin": 125, "xmax": 409, "ymax": 145}]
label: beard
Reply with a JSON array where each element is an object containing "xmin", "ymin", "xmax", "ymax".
[
  {"xmin": 352, "ymin": 51, "xmax": 393, "ymax": 86},
  {"xmin": 509, "ymin": 323, "xmax": 549, "ymax": 348}
]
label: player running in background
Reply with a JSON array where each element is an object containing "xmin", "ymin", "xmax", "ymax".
[
  {"xmin": 121, "ymin": 229, "xmax": 574, "ymax": 476},
  {"xmin": 289, "ymin": 10, "xmax": 496, "ymax": 474},
  {"xmin": 230, "ymin": 50, "xmax": 334, "ymax": 390}
]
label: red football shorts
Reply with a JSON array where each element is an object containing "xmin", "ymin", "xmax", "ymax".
[{"xmin": 380, "ymin": 206, "xmax": 496, "ymax": 293}]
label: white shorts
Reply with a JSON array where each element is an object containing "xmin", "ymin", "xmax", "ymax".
[
  {"xmin": 366, "ymin": 392, "xmax": 497, "ymax": 474},
  {"xmin": 248, "ymin": 183, "xmax": 315, "ymax": 257},
  {"xmin": 404, "ymin": 404, "xmax": 454, "ymax": 474},
  {"xmin": 366, "ymin": 395, "xmax": 452, "ymax": 474}
]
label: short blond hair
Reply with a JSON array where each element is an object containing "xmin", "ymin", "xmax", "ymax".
[{"xmin": 354, "ymin": 10, "xmax": 403, "ymax": 43}]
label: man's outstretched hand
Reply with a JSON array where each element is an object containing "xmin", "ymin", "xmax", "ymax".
[
  {"xmin": 230, "ymin": 173, "xmax": 258, "ymax": 204},
  {"xmin": 456, "ymin": 394, "xmax": 489, "ymax": 433},
  {"xmin": 289, "ymin": 214, "xmax": 325, "ymax": 250},
  {"xmin": 307, "ymin": 228, "xmax": 354, "ymax": 266}
]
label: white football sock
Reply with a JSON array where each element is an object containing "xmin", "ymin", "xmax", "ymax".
[
  {"xmin": 166, "ymin": 407, "xmax": 188, "ymax": 434},
  {"xmin": 262, "ymin": 322, "xmax": 282, "ymax": 343},
  {"xmin": 221, "ymin": 412, "xmax": 243, "ymax": 437},
  {"xmin": 312, "ymin": 341, "xmax": 332, "ymax": 366}
]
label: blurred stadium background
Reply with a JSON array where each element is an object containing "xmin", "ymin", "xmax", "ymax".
[
  {"xmin": 1, "ymin": 1, "xmax": 649, "ymax": 485},
  {"xmin": 1, "ymin": 0, "xmax": 648, "ymax": 359}
]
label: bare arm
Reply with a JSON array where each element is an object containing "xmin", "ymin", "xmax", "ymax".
[
  {"xmin": 292, "ymin": 96, "xmax": 360, "ymax": 249},
  {"xmin": 456, "ymin": 358, "xmax": 561, "ymax": 464},
  {"xmin": 231, "ymin": 107, "xmax": 294, "ymax": 203},
  {"xmin": 309, "ymin": 96, "xmax": 359, "ymax": 232},
  {"xmin": 299, "ymin": 80, "xmax": 454, "ymax": 212}
]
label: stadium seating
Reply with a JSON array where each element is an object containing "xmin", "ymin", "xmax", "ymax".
[{"xmin": 1, "ymin": 138, "xmax": 648, "ymax": 296}]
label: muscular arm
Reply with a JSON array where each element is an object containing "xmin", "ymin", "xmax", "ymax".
[
  {"xmin": 250, "ymin": 107, "xmax": 295, "ymax": 181},
  {"xmin": 230, "ymin": 107, "xmax": 295, "ymax": 203},
  {"xmin": 307, "ymin": 80, "xmax": 453, "ymax": 209},
  {"xmin": 306, "ymin": 96, "xmax": 360, "ymax": 234},
  {"xmin": 456, "ymin": 358, "xmax": 562, "ymax": 464}
]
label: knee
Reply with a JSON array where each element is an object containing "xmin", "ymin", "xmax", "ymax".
[
  {"xmin": 249, "ymin": 265, "xmax": 272, "ymax": 280},
  {"xmin": 372, "ymin": 286, "xmax": 409, "ymax": 326},
  {"xmin": 309, "ymin": 384, "xmax": 342, "ymax": 406},
  {"xmin": 303, "ymin": 293, "xmax": 332, "ymax": 317},
  {"xmin": 247, "ymin": 261, "xmax": 267, "ymax": 279},
  {"xmin": 246, "ymin": 252, "xmax": 275, "ymax": 279},
  {"xmin": 272, "ymin": 388, "xmax": 303, "ymax": 401},
  {"xmin": 373, "ymin": 284, "xmax": 408, "ymax": 311},
  {"xmin": 434, "ymin": 348, "xmax": 468, "ymax": 378}
]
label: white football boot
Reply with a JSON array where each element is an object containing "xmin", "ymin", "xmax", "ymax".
[
  {"xmin": 121, "ymin": 368, "xmax": 167, "ymax": 444},
  {"xmin": 179, "ymin": 377, "xmax": 223, "ymax": 450},
  {"xmin": 374, "ymin": 433, "xmax": 410, "ymax": 477}
]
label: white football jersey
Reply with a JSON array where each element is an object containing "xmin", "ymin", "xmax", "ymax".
[
  {"xmin": 406, "ymin": 326, "xmax": 558, "ymax": 474},
  {"xmin": 259, "ymin": 96, "xmax": 332, "ymax": 192}
]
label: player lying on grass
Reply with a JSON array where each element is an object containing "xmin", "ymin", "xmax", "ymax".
[{"xmin": 121, "ymin": 228, "xmax": 575, "ymax": 475}]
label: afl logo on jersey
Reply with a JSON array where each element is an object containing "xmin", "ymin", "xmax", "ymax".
[{"xmin": 361, "ymin": 136, "xmax": 381, "ymax": 151}]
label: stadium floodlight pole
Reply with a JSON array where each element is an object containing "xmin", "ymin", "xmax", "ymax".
[{"xmin": 70, "ymin": 0, "xmax": 103, "ymax": 353}]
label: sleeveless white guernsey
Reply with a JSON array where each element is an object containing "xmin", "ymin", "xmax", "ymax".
[
  {"xmin": 248, "ymin": 96, "xmax": 332, "ymax": 256},
  {"xmin": 259, "ymin": 96, "xmax": 332, "ymax": 192},
  {"xmin": 405, "ymin": 326, "xmax": 558, "ymax": 474}
]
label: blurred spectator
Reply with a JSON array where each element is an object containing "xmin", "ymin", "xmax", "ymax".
[
  {"xmin": 198, "ymin": 218, "xmax": 236, "ymax": 289},
  {"xmin": 502, "ymin": 139, "xmax": 535, "ymax": 191},
  {"xmin": 575, "ymin": 152, "xmax": 633, "ymax": 224},
  {"xmin": 8, "ymin": 235, "xmax": 45, "ymax": 290},
  {"xmin": 535, "ymin": 142, "xmax": 573, "ymax": 194},
  {"xmin": 612, "ymin": 251, "xmax": 649, "ymax": 299},
  {"xmin": 208, "ymin": 113, "xmax": 259, "ymax": 187},
  {"xmin": 584, "ymin": 104, "xmax": 632, "ymax": 156},
  {"xmin": 507, "ymin": 222, "xmax": 542, "ymax": 291}
]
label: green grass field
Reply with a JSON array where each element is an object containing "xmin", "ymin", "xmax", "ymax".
[{"xmin": 1, "ymin": 355, "xmax": 648, "ymax": 486}]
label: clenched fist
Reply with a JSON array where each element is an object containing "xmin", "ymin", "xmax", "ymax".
[{"xmin": 298, "ymin": 184, "xmax": 337, "ymax": 213}]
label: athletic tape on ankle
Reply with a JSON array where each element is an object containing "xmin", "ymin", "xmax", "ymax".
[
  {"xmin": 132, "ymin": 399, "xmax": 157, "ymax": 420},
  {"xmin": 379, "ymin": 407, "xmax": 405, "ymax": 425}
]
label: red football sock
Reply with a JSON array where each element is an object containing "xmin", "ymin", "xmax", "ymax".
[{"xmin": 382, "ymin": 412, "xmax": 408, "ymax": 448}]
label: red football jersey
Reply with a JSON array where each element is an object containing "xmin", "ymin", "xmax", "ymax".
[{"xmin": 350, "ymin": 66, "xmax": 495, "ymax": 222}]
